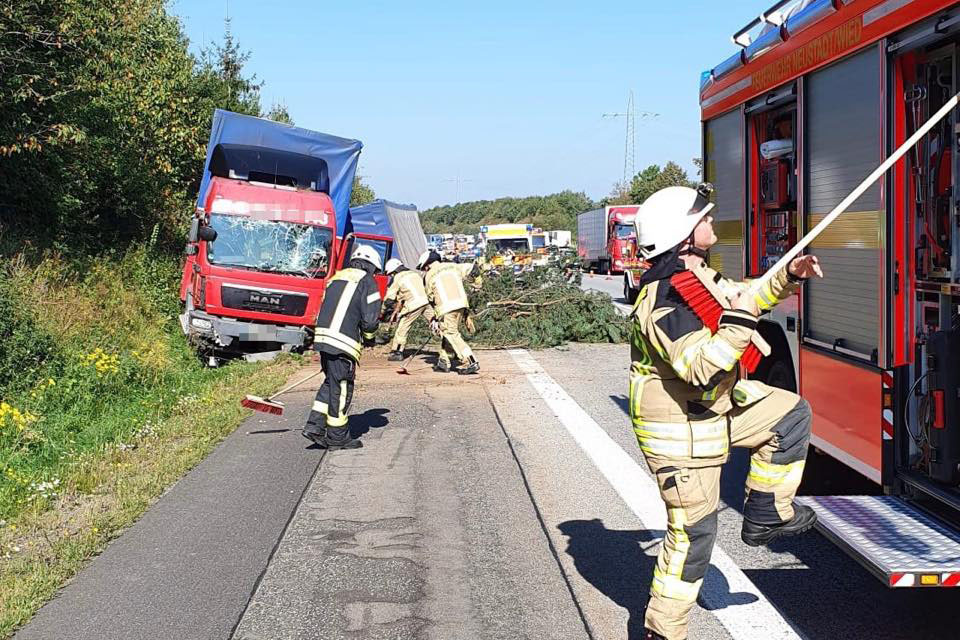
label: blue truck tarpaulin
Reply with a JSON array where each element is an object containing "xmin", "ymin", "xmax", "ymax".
[
  {"xmin": 347, "ymin": 199, "xmax": 427, "ymax": 269},
  {"xmin": 196, "ymin": 109, "xmax": 362, "ymax": 235}
]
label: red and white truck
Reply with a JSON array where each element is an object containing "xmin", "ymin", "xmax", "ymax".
[
  {"xmin": 699, "ymin": 0, "xmax": 960, "ymax": 586},
  {"xmin": 179, "ymin": 110, "xmax": 393, "ymax": 364}
]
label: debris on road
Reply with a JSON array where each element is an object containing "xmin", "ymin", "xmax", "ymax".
[{"xmin": 400, "ymin": 260, "xmax": 628, "ymax": 349}]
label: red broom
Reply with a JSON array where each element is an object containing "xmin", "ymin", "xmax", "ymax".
[
  {"xmin": 241, "ymin": 369, "xmax": 324, "ymax": 415},
  {"xmin": 669, "ymin": 270, "xmax": 763, "ymax": 374}
]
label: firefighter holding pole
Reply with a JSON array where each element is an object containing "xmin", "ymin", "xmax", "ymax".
[{"xmin": 630, "ymin": 184, "xmax": 822, "ymax": 640}]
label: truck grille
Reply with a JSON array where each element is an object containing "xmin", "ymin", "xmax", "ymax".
[{"xmin": 220, "ymin": 285, "xmax": 309, "ymax": 317}]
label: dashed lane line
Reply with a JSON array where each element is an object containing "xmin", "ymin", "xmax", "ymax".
[{"xmin": 508, "ymin": 349, "xmax": 803, "ymax": 640}]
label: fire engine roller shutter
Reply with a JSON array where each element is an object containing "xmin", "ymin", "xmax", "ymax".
[
  {"xmin": 704, "ymin": 109, "xmax": 745, "ymax": 280},
  {"xmin": 804, "ymin": 47, "xmax": 881, "ymax": 360}
]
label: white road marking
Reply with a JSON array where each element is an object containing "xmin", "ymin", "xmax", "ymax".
[{"xmin": 508, "ymin": 349, "xmax": 802, "ymax": 640}]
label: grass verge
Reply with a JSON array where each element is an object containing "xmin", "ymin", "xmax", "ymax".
[{"xmin": 0, "ymin": 356, "xmax": 297, "ymax": 637}]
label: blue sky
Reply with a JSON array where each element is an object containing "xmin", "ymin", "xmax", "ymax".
[{"xmin": 172, "ymin": 1, "xmax": 763, "ymax": 209}]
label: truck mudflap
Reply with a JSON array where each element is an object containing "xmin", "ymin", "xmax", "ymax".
[{"xmin": 796, "ymin": 495, "xmax": 960, "ymax": 587}]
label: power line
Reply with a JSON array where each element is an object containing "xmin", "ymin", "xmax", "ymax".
[
  {"xmin": 603, "ymin": 91, "xmax": 659, "ymax": 184},
  {"xmin": 443, "ymin": 173, "xmax": 474, "ymax": 203}
]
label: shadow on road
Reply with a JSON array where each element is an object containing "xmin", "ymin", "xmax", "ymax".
[
  {"xmin": 558, "ymin": 519, "xmax": 760, "ymax": 639},
  {"xmin": 557, "ymin": 518, "xmax": 654, "ymax": 639},
  {"xmin": 349, "ymin": 407, "xmax": 390, "ymax": 439}
]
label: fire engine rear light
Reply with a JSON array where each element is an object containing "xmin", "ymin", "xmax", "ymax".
[
  {"xmin": 191, "ymin": 318, "xmax": 213, "ymax": 330},
  {"xmin": 921, "ymin": 574, "xmax": 940, "ymax": 586}
]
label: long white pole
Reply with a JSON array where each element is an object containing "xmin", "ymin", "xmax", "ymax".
[{"xmin": 751, "ymin": 91, "xmax": 960, "ymax": 292}]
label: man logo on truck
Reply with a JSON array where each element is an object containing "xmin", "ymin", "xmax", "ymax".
[{"xmin": 250, "ymin": 293, "xmax": 282, "ymax": 306}]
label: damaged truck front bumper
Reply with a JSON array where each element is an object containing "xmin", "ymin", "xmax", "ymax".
[{"xmin": 180, "ymin": 309, "xmax": 309, "ymax": 361}]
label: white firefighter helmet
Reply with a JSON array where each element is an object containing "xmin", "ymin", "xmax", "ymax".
[
  {"xmin": 634, "ymin": 184, "xmax": 715, "ymax": 260},
  {"xmin": 416, "ymin": 249, "xmax": 440, "ymax": 270},
  {"xmin": 351, "ymin": 244, "xmax": 383, "ymax": 271},
  {"xmin": 384, "ymin": 257, "xmax": 404, "ymax": 274}
]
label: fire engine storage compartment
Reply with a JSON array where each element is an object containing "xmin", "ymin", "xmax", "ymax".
[
  {"xmin": 891, "ymin": 23, "xmax": 960, "ymax": 514},
  {"xmin": 345, "ymin": 199, "xmax": 428, "ymax": 269},
  {"xmin": 704, "ymin": 108, "xmax": 745, "ymax": 280}
]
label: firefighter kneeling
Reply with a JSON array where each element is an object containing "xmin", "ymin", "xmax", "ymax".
[
  {"xmin": 631, "ymin": 185, "xmax": 823, "ymax": 640},
  {"xmin": 418, "ymin": 250, "xmax": 480, "ymax": 375},
  {"xmin": 303, "ymin": 245, "xmax": 382, "ymax": 450}
]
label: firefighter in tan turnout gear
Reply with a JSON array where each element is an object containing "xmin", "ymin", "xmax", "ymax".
[
  {"xmin": 418, "ymin": 250, "xmax": 480, "ymax": 375},
  {"xmin": 303, "ymin": 244, "xmax": 382, "ymax": 450},
  {"xmin": 631, "ymin": 185, "xmax": 823, "ymax": 640},
  {"xmin": 382, "ymin": 258, "xmax": 430, "ymax": 361}
]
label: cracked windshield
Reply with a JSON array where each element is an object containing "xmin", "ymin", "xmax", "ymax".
[{"xmin": 206, "ymin": 214, "xmax": 332, "ymax": 277}]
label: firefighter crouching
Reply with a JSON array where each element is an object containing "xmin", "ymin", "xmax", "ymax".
[
  {"xmin": 417, "ymin": 250, "xmax": 480, "ymax": 375},
  {"xmin": 631, "ymin": 185, "xmax": 823, "ymax": 640},
  {"xmin": 382, "ymin": 258, "xmax": 430, "ymax": 361},
  {"xmin": 303, "ymin": 245, "xmax": 382, "ymax": 450}
]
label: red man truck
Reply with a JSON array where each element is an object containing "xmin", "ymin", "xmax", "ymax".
[
  {"xmin": 699, "ymin": 0, "xmax": 960, "ymax": 587},
  {"xmin": 179, "ymin": 110, "xmax": 393, "ymax": 365}
]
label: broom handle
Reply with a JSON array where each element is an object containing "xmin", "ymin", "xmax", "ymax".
[
  {"xmin": 750, "ymin": 91, "xmax": 960, "ymax": 293},
  {"xmin": 268, "ymin": 368, "xmax": 325, "ymax": 401}
]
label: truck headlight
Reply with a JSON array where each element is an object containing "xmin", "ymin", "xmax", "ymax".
[{"xmin": 191, "ymin": 317, "xmax": 213, "ymax": 331}]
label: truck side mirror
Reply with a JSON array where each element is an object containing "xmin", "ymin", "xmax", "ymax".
[
  {"xmin": 198, "ymin": 226, "xmax": 218, "ymax": 242},
  {"xmin": 188, "ymin": 218, "xmax": 200, "ymax": 243}
]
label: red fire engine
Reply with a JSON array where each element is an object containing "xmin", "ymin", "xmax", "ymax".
[{"xmin": 701, "ymin": 0, "xmax": 960, "ymax": 586}]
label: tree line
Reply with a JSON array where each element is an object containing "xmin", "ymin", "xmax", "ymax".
[
  {"xmin": 420, "ymin": 161, "xmax": 696, "ymax": 235},
  {"xmin": 0, "ymin": 2, "xmax": 373, "ymax": 256}
]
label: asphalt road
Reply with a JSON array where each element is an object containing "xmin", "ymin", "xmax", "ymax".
[
  {"xmin": 581, "ymin": 272, "xmax": 632, "ymax": 315},
  {"xmin": 17, "ymin": 345, "xmax": 960, "ymax": 640}
]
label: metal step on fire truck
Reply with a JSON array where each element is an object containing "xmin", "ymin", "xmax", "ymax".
[{"xmin": 699, "ymin": 0, "xmax": 960, "ymax": 587}]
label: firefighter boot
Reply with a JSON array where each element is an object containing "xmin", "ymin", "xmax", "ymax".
[
  {"xmin": 387, "ymin": 349, "xmax": 404, "ymax": 362},
  {"xmin": 741, "ymin": 503, "xmax": 817, "ymax": 547},
  {"xmin": 301, "ymin": 429, "xmax": 327, "ymax": 448},
  {"xmin": 457, "ymin": 356, "xmax": 480, "ymax": 375},
  {"xmin": 324, "ymin": 427, "xmax": 363, "ymax": 450},
  {"xmin": 433, "ymin": 359, "xmax": 452, "ymax": 373}
]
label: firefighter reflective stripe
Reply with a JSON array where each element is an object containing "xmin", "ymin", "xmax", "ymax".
[
  {"xmin": 690, "ymin": 420, "xmax": 729, "ymax": 458},
  {"xmin": 629, "ymin": 372, "xmax": 652, "ymax": 420},
  {"xmin": 331, "ymin": 280, "xmax": 360, "ymax": 331},
  {"xmin": 327, "ymin": 380, "xmax": 349, "ymax": 427},
  {"xmin": 651, "ymin": 567, "xmax": 701, "ymax": 602},
  {"xmin": 673, "ymin": 337, "xmax": 741, "ymax": 376},
  {"xmin": 315, "ymin": 328, "xmax": 362, "ymax": 360},
  {"xmin": 732, "ymin": 379, "xmax": 772, "ymax": 406},
  {"xmin": 754, "ymin": 279, "xmax": 778, "ymax": 311},
  {"xmin": 366, "ymin": 292, "xmax": 380, "ymax": 304},
  {"xmin": 747, "ymin": 459, "xmax": 805, "ymax": 487},
  {"xmin": 701, "ymin": 386, "xmax": 719, "ymax": 401},
  {"xmin": 633, "ymin": 421, "xmax": 692, "ymax": 457},
  {"xmin": 312, "ymin": 400, "xmax": 328, "ymax": 414},
  {"xmin": 666, "ymin": 507, "xmax": 689, "ymax": 577}
]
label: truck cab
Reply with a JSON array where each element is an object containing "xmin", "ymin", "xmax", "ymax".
[{"xmin": 180, "ymin": 144, "xmax": 342, "ymax": 362}]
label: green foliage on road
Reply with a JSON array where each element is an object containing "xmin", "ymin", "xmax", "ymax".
[
  {"xmin": 420, "ymin": 191, "xmax": 596, "ymax": 235},
  {"xmin": 398, "ymin": 260, "xmax": 628, "ymax": 350}
]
